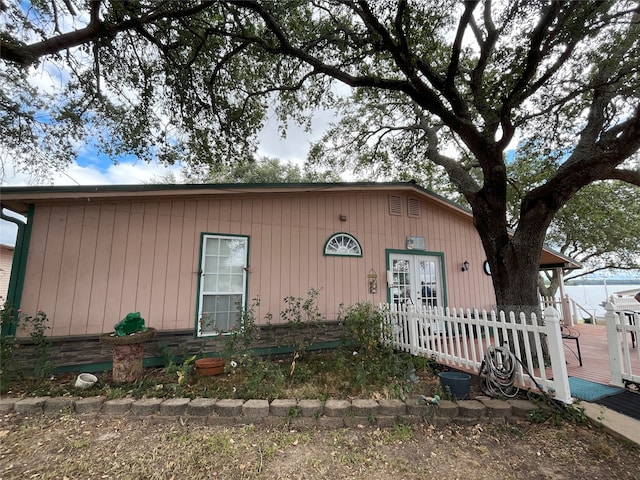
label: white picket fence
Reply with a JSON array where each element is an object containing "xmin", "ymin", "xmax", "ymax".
[
  {"xmin": 604, "ymin": 302, "xmax": 640, "ymax": 388},
  {"xmin": 380, "ymin": 303, "xmax": 572, "ymax": 404}
]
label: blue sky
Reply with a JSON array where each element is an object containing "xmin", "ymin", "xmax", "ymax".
[{"xmin": 0, "ymin": 111, "xmax": 331, "ymax": 246}]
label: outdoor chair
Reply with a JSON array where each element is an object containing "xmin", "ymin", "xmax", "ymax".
[{"xmin": 561, "ymin": 323, "xmax": 582, "ymax": 367}]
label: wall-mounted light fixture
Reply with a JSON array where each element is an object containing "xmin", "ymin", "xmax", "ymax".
[
  {"xmin": 367, "ymin": 269, "xmax": 378, "ymax": 294},
  {"xmin": 461, "ymin": 261, "xmax": 470, "ymax": 272}
]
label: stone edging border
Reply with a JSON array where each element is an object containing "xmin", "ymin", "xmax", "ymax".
[{"xmin": 0, "ymin": 396, "xmax": 538, "ymax": 428}]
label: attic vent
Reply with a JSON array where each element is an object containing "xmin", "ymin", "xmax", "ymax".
[
  {"xmin": 408, "ymin": 198, "xmax": 421, "ymax": 218},
  {"xmin": 389, "ymin": 195, "xmax": 402, "ymax": 216}
]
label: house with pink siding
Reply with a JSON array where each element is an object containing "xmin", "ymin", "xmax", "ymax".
[{"xmin": 0, "ymin": 182, "xmax": 576, "ymax": 370}]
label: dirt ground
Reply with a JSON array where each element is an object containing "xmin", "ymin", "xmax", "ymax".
[{"xmin": 1, "ymin": 412, "xmax": 638, "ymax": 480}]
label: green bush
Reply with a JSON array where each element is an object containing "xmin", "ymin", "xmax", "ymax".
[{"xmin": 339, "ymin": 301, "xmax": 390, "ymax": 357}]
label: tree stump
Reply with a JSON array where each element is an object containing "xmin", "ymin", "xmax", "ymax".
[
  {"xmin": 111, "ymin": 343, "xmax": 145, "ymax": 383},
  {"xmin": 100, "ymin": 328, "xmax": 156, "ymax": 384}
]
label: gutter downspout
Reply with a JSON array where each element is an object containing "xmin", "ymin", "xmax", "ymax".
[{"xmin": 1, "ymin": 205, "xmax": 33, "ymax": 336}]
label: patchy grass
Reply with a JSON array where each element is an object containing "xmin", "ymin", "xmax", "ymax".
[{"xmin": 1, "ymin": 414, "xmax": 637, "ymax": 480}]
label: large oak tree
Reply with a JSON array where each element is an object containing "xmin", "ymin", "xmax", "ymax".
[{"xmin": 2, "ymin": 1, "xmax": 639, "ymax": 311}]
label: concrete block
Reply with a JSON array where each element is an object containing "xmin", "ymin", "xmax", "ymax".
[
  {"xmin": 397, "ymin": 414, "xmax": 422, "ymax": 425},
  {"xmin": 131, "ymin": 398, "xmax": 163, "ymax": 416},
  {"xmin": 344, "ymin": 416, "xmax": 374, "ymax": 428},
  {"xmin": 187, "ymin": 398, "xmax": 217, "ymax": 416},
  {"xmin": 242, "ymin": 399, "xmax": 269, "ymax": 418},
  {"xmin": 318, "ymin": 416, "xmax": 345, "ymax": 428},
  {"xmin": 0, "ymin": 397, "xmax": 20, "ymax": 412},
  {"xmin": 207, "ymin": 415, "xmax": 239, "ymax": 427},
  {"xmin": 457, "ymin": 400, "xmax": 485, "ymax": 418},
  {"xmin": 75, "ymin": 396, "xmax": 105, "ymax": 414},
  {"xmin": 436, "ymin": 400, "xmax": 459, "ymax": 417},
  {"xmin": 44, "ymin": 396, "xmax": 78, "ymax": 414},
  {"xmin": 15, "ymin": 397, "xmax": 49, "ymax": 414},
  {"xmin": 234, "ymin": 416, "xmax": 263, "ymax": 426},
  {"xmin": 478, "ymin": 398, "xmax": 511, "ymax": 417},
  {"xmin": 507, "ymin": 399, "xmax": 538, "ymax": 417},
  {"xmin": 377, "ymin": 398, "xmax": 406, "ymax": 416},
  {"xmin": 351, "ymin": 399, "xmax": 378, "ymax": 417},
  {"xmin": 269, "ymin": 399, "xmax": 298, "ymax": 417},
  {"xmin": 103, "ymin": 398, "xmax": 133, "ymax": 416},
  {"xmin": 215, "ymin": 398, "xmax": 244, "ymax": 417},
  {"xmin": 298, "ymin": 399, "xmax": 323, "ymax": 417},
  {"xmin": 376, "ymin": 416, "xmax": 398, "ymax": 428},
  {"xmin": 324, "ymin": 399, "xmax": 351, "ymax": 417},
  {"xmin": 428, "ymin": 416, "xmax": 452, "ymax": 427},
  {"xmin": 289, "ymin": 416, "xmax": 318, "ymax": 429},
  {"xmin": 453, "ymin": 417, "xmax": 480, "ymax": 426},
  {"xmin": 159, "ymin": 398, "xmax": 190, "ymax": 416}
]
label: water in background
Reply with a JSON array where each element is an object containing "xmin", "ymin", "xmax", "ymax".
[{"xmin": 561, "ymin": 284, "xmax": 640, "ymax": 318}]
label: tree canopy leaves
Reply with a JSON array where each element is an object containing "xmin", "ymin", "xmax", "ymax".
[{"xmin": 2, "ymin": 1, "xmax": 639, "ymax": 307}]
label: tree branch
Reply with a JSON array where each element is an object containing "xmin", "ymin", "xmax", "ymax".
[{"xmin": 0, "ymin": 1, "xmax": 216, "ymax": 66}]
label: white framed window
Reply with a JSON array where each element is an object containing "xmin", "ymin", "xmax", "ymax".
[
  {"xmin": 323, "ymin": 233, "xmax": 362, "ymax": 257},
  {"xmin": 197, "ymin": 234, "xmax": 249, "ymax": 337}
]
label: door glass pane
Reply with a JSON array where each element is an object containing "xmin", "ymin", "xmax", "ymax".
[
  {"xmin": 391, "ymin": 259, "xmax": 412, "ymax": 305},
  {"xmin": 418, "ymin": 260, "xmax": 439, "ymax": 307}
]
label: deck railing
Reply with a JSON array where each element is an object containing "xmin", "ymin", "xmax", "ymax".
[
  {"xmin": 604, "ymin": 302, "xmax": 640, "ymax": 387},
  {"xmin": 380, "ymin": 303, "xmax": 572, "ymax": 404},
  {"xmin": 540, "ymin": 295, "xmax": 596, "ymax": 325}
]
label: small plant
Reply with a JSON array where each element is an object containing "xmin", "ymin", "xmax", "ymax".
[
  {"xmin": 0, "ymin": 302, "xmax": 21, "ymax": 389},
  {"xmin": 287, "ymin": 406, "xmax": 302, "ymax": 418},
  {"xmin": 158, "ymin": 342, "xmax": 178, "ymax": 374},
  {"xmin": 279, "ymin": 289, "xmax": 326, "ymax": 361},
  {"xmin": 221, "ymin": 297, "xmax": 261, "ymax": 367},
  {"xmin": 177, "ymin": 355, "xmax": 196, "ymax": 385},
  {"xmin": 16, "ymin": 309, "xmax": 52, "ymax": 378}
]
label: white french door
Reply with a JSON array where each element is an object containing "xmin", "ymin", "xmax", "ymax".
[
  {"xmin": 197, "ymin": 234, "xmax": 249, "ymax": 337},
  {"xmin": 389, "ymin": 253, "xmax": 444, "ymax": 308}
]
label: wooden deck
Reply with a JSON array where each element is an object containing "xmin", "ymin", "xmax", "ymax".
[{"xmin": 563, "ymin": 323, "xmax": 639, "ymax": 386}]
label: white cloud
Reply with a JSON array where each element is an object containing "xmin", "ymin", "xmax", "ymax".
[
  {"xmin": 0, "ymin": 159, "xmax": 180, "ymax": 246},
  {"xmin": 256, "ymin": 108, "xmax": 335, "ymax": 164}
]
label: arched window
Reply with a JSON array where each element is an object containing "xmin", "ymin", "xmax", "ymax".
[{"xmin": 323, "ymin": 233, "xmax": 362, "ymax": 257}]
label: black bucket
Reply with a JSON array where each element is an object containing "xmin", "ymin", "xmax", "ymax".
[{"xmin": 438, "ymin": 371, "xmax": 471, "ymax": 400}]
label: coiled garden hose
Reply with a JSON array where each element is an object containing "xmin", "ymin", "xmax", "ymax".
[{"xmin": 479, "ymin": 346, "xmax": 520, "ymax": 398}]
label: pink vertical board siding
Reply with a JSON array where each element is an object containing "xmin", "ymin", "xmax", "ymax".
[
  {"xmin": 162, "ymin": 201, "xmax": 185, "ymax": 331},
  {"xmin": 136, "ymin": 203, "xmax": 159, "ymax": 318},
  {"xmin": 17, "ymin": 207, "xmax": 49, "ymax": 336},
  {"xmin": 69, "ymin": 205, "xmax": 100, "ymax": 335},
  {"xmin": 14, "ymin": 188, "xmax": 500, "ymax": 338},
  {"xmin": 149, "ymin": 202, "xmax": 171, "ymax": 330},
  {"xmin": 55, "ymin": 206, "xmax": 85, "ymax": 336},
  {"xmin": 177, "ymin": 201, "xmax": 198, "ymax": 330},
  {"xmin": 37, "ymin": 206, "xmax": 68, "ymax": 335},
  {"xmin": 87, "ymin": 205, "xmax": 116, "ymax": 333},
  {"xmin": 118, "ymin": 203, "xmax": 144, "ymax": 318},
  {"xmin": 103, "ymin": 205, "xmax": 131, "ymax": 330}
]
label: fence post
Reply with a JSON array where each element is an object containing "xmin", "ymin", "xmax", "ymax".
[
  {"xmin": 407, "ymin": 305, "xmax": 418, "ymax": 355},
  {"xmin": 544, "ymin": 306, "xmax": 572, "ymax": 404},
  {"xmin": 604, "ymin": 302, "xmax": 623, "ymax": 387}
]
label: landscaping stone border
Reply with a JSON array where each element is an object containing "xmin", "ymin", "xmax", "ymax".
[{"xmin": 0, "ymin": 396, "xmax": 539, "ymax": 428}]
